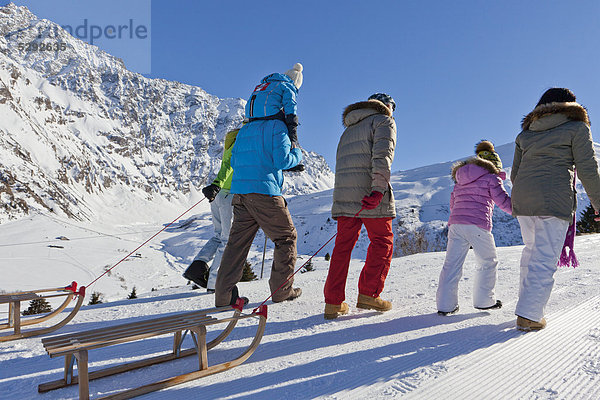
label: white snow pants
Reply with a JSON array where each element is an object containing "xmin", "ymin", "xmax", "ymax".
[
  {"xmin": 437, "ymin": 224, "xmax": 499, "ymax": 312},
  {"xmin": 193, "ymin": 190, "xmax": 233, "ymax": 290},
  {"xmin": 515, "ymin": 216, "xmax": 569, "ymax": 322}
]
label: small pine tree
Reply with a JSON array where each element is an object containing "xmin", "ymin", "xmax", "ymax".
[
  {"xmin": 577, "ymin": 203, "xmax": 600, "ymax": 234},
  {"xmin": 324, "ymin": 253, "xmax": 330, "ymax": 261},
  {"xmin": 301, "ymin": 259, "xmax": 314, "ymax": 273},
  {"xmin": 22, "ymin": 298, "xmax": 53, "ymax": 316},
  {"xmin": 241, "ymin": 260, "xmax": 257, "ymax": 282},
  {"xmin": 127, "ymin": 287, "xmax": 137, "ymax": 299},
  {"xmin": 88, "ymin": 291, "xmax": 103, "ymax": 305}
]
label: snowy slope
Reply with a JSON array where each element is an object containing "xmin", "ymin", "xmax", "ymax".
[
  {"xmin": 391, "ymin": 141, "xmax": 600, "ymax": 255},
  {"xmin": 2, "ymin": 130, "xmax": 599, "ymax": 399},
  {"xmin": 1, "ymin": 215, "xmax": 600, "ymax": 399},
  {"xmin": 2, "ymin": 4, "xmax": 600, "ymax": 399},
  {"xmin": 2, "ymin": 136, "xmax": 598, "ymax": 301},
  {"xmin": 0, "ymin": 3, "xmax": 334, "ymax": 223}
]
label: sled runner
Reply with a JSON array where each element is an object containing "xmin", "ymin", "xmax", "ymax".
[
  {"xmin": 38, "ymin": 298, "xmax": 267, "ymax": 400},
  {"xmin": 0, "ymin": 282, "xmax": 85, "ymax": 342}
]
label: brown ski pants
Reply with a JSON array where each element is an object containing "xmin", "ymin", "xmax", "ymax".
[{"xmin": 215, "ymin": 193, "xmax": 297, "ymax": 306}]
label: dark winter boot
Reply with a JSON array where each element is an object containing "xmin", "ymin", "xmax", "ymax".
[
  {"xmin": 438, "ymin": 305, "xmax": 460, "ymax": 316},
  {"xmin": 183, "ymin": 260, "xmax": 209, "ymax": 288},
  {"xmin": 475, "ymin": 300, "xmax": 502, "ymax": 310},
  {"xmin": 230, "ymin": 285, "xmax": 249, "ymax": 306}
]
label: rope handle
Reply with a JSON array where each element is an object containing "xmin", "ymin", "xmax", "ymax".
[
  {"xmin": 252, "ymin": 233, "xmax": 337, "ymax": 313},
  {"xmin": 86, "ymin": 198, "xmax": 206, "ymax": 288},
  {"xmin": 252, "ymin": 207, "xmax": 364, "ymax": 313}
]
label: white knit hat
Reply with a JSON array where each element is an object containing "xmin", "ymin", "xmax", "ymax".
[{"xmin": 284, "ymin": 63, "xmax": 303, "ymax": 89}]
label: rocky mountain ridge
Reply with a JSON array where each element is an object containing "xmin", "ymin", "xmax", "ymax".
[{"xmin": 0, "ymin": 3, "xmax": 334, "ymax": 223}]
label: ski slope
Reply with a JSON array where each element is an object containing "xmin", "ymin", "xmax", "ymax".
[{"xmin": 1, "ymin": 215, "xmax": 600, "ymax": 399}]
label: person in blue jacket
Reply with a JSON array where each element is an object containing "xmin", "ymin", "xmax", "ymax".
[
  {"xmin": 246, "ymin": 63, "xmax": 302, "ymax": 144},
  {"xmin": 214, "ymin": 63, "xmax": 304, "ymax": 307}
]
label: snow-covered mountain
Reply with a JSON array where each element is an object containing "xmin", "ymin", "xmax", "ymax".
[
  {"xmin": 390, "ymin": 142, "xmax": 521, "ymax": 256},
  {"xmin": 0, "ymin": 3, "xmax": 334, "ymax": 223},
  {"xmin": 389, "ymin": 141, "xmax": 600, "ymax": 255},
  {"xmin": 282, "ymin": 141, "xmax": 600, "ymax": 259},
  {"xmin": 1, "ymin": 3, "xmax": 599, "ymax": 260}
]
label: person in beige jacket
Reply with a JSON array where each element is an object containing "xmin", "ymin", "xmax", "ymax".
[
  {"xmin": 324, "ymin": 93, "xmax": 397, "ymax": 319},
  {"xmin": 511, "ymin": 87, "xmax": 600, "ymax": 331}
]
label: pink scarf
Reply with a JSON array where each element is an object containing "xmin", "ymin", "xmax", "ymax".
[{"xmin": 558, "ymin": 170, "xmax": 579, "ymax": 268}]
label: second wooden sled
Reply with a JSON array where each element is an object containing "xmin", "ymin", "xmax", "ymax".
[
  {"xmin": 38, "ymin": 298, "xmax": 267, "ymax": 400},
  {"xmin": 0, "ymin": 282, "xmax": 85, "ymax": 342}
]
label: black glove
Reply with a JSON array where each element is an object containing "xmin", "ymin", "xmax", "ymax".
[
  {"xmin": 283, "ymin": 164, "xmax": 305, "ymax": 172},
  {"xmin": 285, "ymin": 114, "xmax": 299, "ymax": 144},
  {"xmin": 202, "ymin": 184, "xmax": 221, "ymax": 202}
]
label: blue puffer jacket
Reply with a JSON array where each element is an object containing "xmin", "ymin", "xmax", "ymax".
[
  {"xmin": 230, "ymin": 119, "xmax": 302, "ymax": 196},
  {"xmin": 245, "ymin": 73, "xmax": 298, "ymax": 119}
]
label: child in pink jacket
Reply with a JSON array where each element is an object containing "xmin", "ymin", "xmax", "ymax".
[{"xmin": 437, "ymin": 140, "xmax": 512, "ymax": 315}]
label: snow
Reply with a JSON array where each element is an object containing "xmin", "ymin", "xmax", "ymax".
[
  {"xmin": 2, "ymin": 3, "xmax": 600, "ymax": 399},
  {"xmin": 2, "ymin": 201, "xmax": 600, "ymax": 399},
  {"xmin": 0, "ymin": 3, "xmax": 334, "ymax": 223}
]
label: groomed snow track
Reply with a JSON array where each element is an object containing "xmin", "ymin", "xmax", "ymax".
[{"xmin": 401, "ymin": 295, "xmax": 600, "ymax": 399}]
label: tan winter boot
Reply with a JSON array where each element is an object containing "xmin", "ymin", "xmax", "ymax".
[
  {"xmin": 516, "ymin": 316, "xmax": 547, "ymax": 331},
  {"xmin": 356, "ymin": 294, "xmax": 392, "ymax": 312},
  {"xmin": 324, "ymin": 302, "xmax": 349, "ymax": 319}
]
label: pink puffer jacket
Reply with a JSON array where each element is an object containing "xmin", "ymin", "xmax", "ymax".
[{"xmin": 448, "ymin": 157, "xmax": 512, "ymax": 231}]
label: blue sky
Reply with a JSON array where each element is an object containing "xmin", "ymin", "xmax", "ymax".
[{"xmin": 10, "ymin": 1, "xmax": 600, "ymax": 172}]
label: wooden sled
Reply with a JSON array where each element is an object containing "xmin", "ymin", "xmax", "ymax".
[
  {"xmin": 38, "ymin": 298, "xmax": 267, "ymax": 400},
  {"xmin": 0, "ymin": 282, "xmax": 85, "ymax": 342}
]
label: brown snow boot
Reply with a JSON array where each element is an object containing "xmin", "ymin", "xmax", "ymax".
[
  {"xmin": 273, "ymin": 287, "xmax": 302, "ymax": 303},
  {"xmin": 356, "ymin": 294, "xmax": 392, "ymax": 312},
  {"xmin": 324, "ymin": 302, "xmax": 349, "ymax": 319},
  {"xmin": 516, "ymin": 316, "xmax": 547, "ymax": 331}
]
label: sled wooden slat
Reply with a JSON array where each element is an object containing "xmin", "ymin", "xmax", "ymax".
[
  {"xmin": 42, "ymin": 312, "xmax": 218, "ymax": 350},
  {"xmin": 38, "ymin": 300, "xmax": 268, "ymax": 400},
  {"xmin": 2, "ymin": 286, "xmax": 70, "ymax": 296},
  {"xmin": 0, "ymin": 293, "xmax": 41, "ymax": 303},
  {"xmin": 44, "ymin": 316, "xmax": 217, "ymax": 356},
  {"xmin": 0, "ymin": 282, "xmax": 85, "ymax": 342}
]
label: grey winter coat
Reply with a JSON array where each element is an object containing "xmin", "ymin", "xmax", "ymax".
[
  {"xmin": 331, "ymin": 100, "xmax": 397, "ymax": 218},
  {"xmin": 511, "ymin": 102, "xmax": 600, "ymax": 221}
]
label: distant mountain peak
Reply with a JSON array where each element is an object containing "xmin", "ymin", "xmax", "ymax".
[{"xmin": 0, "ymin": 4, "xmax": 333, "ymax": 223}]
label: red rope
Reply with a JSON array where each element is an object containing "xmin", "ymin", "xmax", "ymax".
[
  {"xmin": 86, "ymin": 198, "xmax": 206, "ymax": 288},
  {"xmin": 252, "ymin": 207, "xmax": 365, "ymax": 313},
  {"xmin": 252, "ymin": 233, "xmax": 337, "ymax": 312}
]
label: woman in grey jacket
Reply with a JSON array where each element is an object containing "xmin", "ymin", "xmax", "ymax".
[
  {"xmin": 324, "ymin": 93, "xmax": 397, "ymax": 319},
  {"xmin": 511, "ymin": 88, "xmax": 600, "ymax": 331}
]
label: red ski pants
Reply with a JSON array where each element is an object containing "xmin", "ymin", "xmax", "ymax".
[{"xmin": 324, "ymin": 216, "xmax": 394, "ymax": 305}]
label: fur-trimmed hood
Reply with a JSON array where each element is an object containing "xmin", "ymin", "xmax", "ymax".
[
  {"xmin": 451, "ymin": 157, "xmax": 502, "ymax": 183},
  {"xmin": 521, "ymin": 102, "xmax": 590, "ymax": 131},
  {"xmin": 343, "ymin": 99, "xmax": 392, "ymax": 127}
]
